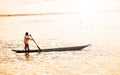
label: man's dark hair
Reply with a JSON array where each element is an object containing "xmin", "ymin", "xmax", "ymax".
[{"xmin": 25, "ymin": 32, "xmax": 28, "ymax": 35}]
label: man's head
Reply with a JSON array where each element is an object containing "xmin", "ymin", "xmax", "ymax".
[{"xmin": 25, "ymin": 32, "xmax": 28, "ymax": 35}]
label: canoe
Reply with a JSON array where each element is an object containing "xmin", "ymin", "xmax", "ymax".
[{"xmin": 12, "ymin": 44, "xmax": 90, "ymax": 53}]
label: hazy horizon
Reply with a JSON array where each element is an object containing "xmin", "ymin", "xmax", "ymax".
[{"xmin": 0, "ymin": 0, "xmax": 120, "ymax": 15}]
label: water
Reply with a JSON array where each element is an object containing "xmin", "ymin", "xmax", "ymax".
[{"xmin": 0, "ymin": 0, "xmax": 120, "ymax": 75}]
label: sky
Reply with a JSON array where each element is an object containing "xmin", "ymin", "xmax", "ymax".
[{"xmin": 0, "ymin": 0, "xmax": 120, "ymax": 14}]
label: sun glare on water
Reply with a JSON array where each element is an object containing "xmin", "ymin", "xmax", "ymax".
[{"xmin": 0, "ymin": 0, "xmax": 119, "ymax": 40}]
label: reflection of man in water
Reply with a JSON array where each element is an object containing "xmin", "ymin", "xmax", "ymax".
[{"xmin": 24, "ymin": 32, "xmax": 32, "ymax": 51}]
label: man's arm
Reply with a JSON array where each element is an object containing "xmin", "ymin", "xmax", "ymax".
[{"xmin": 29, "ymin": 35, "xmax": 33, "ymax": 40}]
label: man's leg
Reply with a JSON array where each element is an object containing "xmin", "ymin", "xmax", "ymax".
[
  {"xmin": 25, "ymin": 44, "xmax": 30, "ymax": 58},
  {"xmin": 25, "ymin": 44, "xmax": 29, "ymax": 51},
  {"xmin": 27, "ymin": 44, "xmax": 30, "ymax": 52},
  {"xmin": 24, "ymin": 44, "xmax": 27, "ymax": 51}
]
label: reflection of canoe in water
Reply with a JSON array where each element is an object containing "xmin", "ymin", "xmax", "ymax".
[{"xmin": 12, "ymin": 44, "xmax": 91, "ymax": 53}]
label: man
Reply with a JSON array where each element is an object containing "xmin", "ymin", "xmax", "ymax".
[{"xmin": 24, "ymin": 32, "xmax": 32, "ymax": 51}]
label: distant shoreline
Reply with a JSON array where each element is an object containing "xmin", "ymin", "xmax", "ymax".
[
  {"xmin": 0, "ymin": 12, "xmax": 66, "ymax": 17},
  {"xmin": 0, "ymin": 10, "xmax": 120, "ymax": 17}
]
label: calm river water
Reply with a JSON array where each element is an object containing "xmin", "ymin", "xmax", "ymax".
[{"xmin": 0, "ymin": 0, "xmax": 120, "ymax": 75}]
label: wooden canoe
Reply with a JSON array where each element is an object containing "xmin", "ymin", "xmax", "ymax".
[{"xmin": 12, "ymin": 44, "xmax": 90, "ymax": 53}]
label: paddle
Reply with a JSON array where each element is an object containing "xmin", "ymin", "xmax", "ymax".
[{"xmin": 30, "ymin": 35, "xmax": 41, "ymax": 53}]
